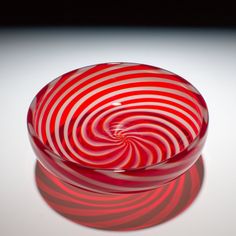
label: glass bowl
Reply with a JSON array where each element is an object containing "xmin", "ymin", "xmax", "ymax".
[{"xmin": 27, "ymin": 62, "xmax": 209, "ymax": 194}]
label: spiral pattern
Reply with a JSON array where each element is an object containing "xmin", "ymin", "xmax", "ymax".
[
  {"xmin": 32, "ymin": 63, "xmax": 204, "ymax": 170},
  {"xmin": 28, "ymin": 62, "xmax": 208, "ymax": 193},
  {"xmin": 35, "ymin": 157, "xmax": 204, "ymax": 231}
]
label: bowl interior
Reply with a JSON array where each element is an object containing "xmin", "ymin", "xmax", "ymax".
[{"xmin": 30, "ymin": 63, "xmax": 206, "ymax": 170}]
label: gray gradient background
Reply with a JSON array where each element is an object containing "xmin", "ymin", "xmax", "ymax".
[{"xmin": 0, "ymin": 28, "xmax": 236, "ymax": 235}]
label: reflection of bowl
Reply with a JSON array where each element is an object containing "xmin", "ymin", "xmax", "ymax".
[
  {"xmin": 35, "ymin": 157, "xmax": 204, "ymax": 231},
  {"xmin": 27, "ymin": 62, "xmax": 209, "ymax": 194}
]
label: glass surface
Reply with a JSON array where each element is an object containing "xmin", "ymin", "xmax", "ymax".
[{"xmin": 27, "ymin": 62, "xmax": 208, "ymax": 193}]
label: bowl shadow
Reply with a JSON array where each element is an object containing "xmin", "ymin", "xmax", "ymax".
[{"xmin": 35, "ymin": 156, "xmax": 204, "ymax": 231}]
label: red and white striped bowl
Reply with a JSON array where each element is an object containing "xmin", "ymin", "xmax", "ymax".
[{"xmin": 27, "ymin": 62, "xmax": 209, "ymax": 194}]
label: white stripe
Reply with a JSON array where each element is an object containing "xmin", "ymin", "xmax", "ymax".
[{"xmin": 131, "ymin": 136, "xmax": 163, "ymax": 163}]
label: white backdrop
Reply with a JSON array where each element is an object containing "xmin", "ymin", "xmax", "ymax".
[{"xmin": 0, "ymin": 28, "xmax": 236, "ymax": 236}]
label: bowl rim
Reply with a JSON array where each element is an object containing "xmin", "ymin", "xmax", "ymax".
[{"xmin": 27, "ymin": 62, "xmax": 209, "ymax": 172}]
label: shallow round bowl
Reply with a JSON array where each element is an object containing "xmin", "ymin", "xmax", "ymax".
[{"xmin": 27, "ymin": 62, "xmax": 208, "ymax": 194}]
